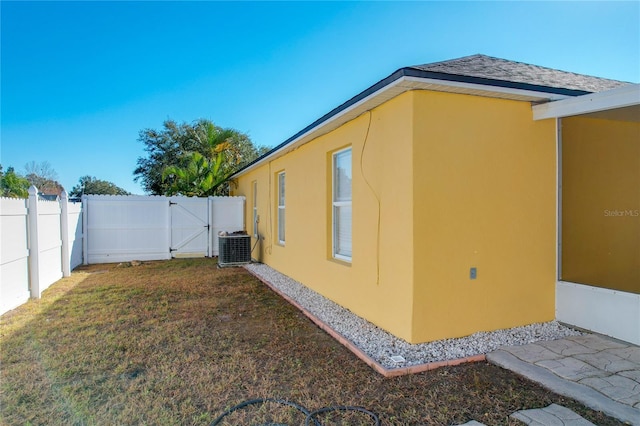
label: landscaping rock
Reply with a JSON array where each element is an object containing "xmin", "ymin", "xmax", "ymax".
[{"xmin": 246, "ymin": 263, "xmax": 582, "ymax": 369}]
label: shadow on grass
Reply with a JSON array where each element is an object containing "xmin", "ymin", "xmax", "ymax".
[{"xmin": 0, "ymin": 258, "xmax": 625, "ymax": 425}]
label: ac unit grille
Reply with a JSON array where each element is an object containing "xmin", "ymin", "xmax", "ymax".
[{"xmin": 218, "ymin": 235, "xmax": 251, "ymax": 267}]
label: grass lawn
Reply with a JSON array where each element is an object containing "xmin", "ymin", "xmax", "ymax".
[{"xmin": 0, "ymin": 259, "xmax": 624, "ymax": 425}]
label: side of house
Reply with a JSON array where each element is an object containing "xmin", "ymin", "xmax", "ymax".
[
  {"xmin": 410, "ymin": 90, "xmax": 557, "ymax": 343},
  {"xmin": 235, "ymin": 88, "xmax": 557, "ymax": 344},
  {"xmin": 232, "ymin": 54, "xmax": 638, "ymax": 345},
  {"xmin": 235, "ymin": 92, "xmax": 417, "ymax": 341}
]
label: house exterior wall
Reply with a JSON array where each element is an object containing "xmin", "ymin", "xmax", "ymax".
[
  {"xmin": 561, "ymin": 116, "xmax": 640, "ymax": 293},
  {"xmin": 411, "ymin": 91, "xmax": 557, "ymax": 342},
  {"xmin": 234, "ymin": 93, "xmax": 417, "ymax": 341},
  {"xmin": 236, "ymin": 90, "xmax": 559, "ymax": 344}
]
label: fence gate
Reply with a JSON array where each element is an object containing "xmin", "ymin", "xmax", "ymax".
[
  {"xmin": 169, "ymin": 197, "xmax": 209, "ymax": 258},
  {"xmin": 84, "ymin": 195, "xmax": 245, "ymax": 263}
]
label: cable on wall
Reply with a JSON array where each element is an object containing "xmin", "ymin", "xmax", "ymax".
[
  {"xmin": 266, "ymin": 160, "xmax": 273, "ymax": 255},
  {"xmin": 359, "ymin": 110, "xmax": 381, "ymax": 286}
]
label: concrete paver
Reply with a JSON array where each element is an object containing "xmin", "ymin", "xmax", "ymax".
[
  {"xmin": 566, "ymin": 334, "xmax": 628, "ymax": 351},
  {"xmin": 536, "ymin": 357, "xmax": 610, "ymax": 381},
  {"xmin": 510, "ymin": 403, "xmax": 595, "ymax": 425},
  {"xmin": 496, "ymin": 342, "xmax": 562, "ymax": 363},
  {"xmin": 574, "ymin": 350, "xmax": 638, "ymax": 373},
  {"xmin": 607, "ymin": 346, "xmax": 640, "ymax": 364},
  {"xmin": 487, "ymin": 333, "xmax": 640, "ymax": 425},
  {"xmin": 580, "ymin": 375, "xmax": 640, "ymax": 406},
  {"xmin": 620, "ymin": 369, "xmax": 640, "ymax": 382},
  {"xmin": 537, "ymin": 339, "xmax": 599, "ymax": 357}
]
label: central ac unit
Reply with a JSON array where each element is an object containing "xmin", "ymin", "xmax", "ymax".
[{"xmin": 218, "ymin": 233, "xmax": 251, "ymax": 267}]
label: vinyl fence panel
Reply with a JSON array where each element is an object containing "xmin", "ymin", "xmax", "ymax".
[
  {"xmin": 0, "ymin": 197, "xmax": 30, "ymax": 313},
  {"xmin": 34, "ymin": 198, "xmax": 63, "ymax": 296},
  {"xmin": 84, "ymin": 195, "xmax": 171, "ymax": 264},
  {"xmin": 2, "ymin": 193, "xmax": 245, "ymax": 314},
  {"xmin": 210, "ymin": 197, "xmax": 245, "ymax": 256},
  {"xmin": 83, "ymin": 195, "xmax": 245, "ymax": 262},
  {"xmin": 170, "ymin": 197, "xmax": 209, "ymax": 258},
  {"xmin": 67, "ymin": 201, "xmax": 83, "ymax": 270},
  {"xmin": 60, "ymin": 192, "xmax": 83, "ymax": 275}
]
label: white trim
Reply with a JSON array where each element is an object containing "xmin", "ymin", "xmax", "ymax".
[
  {"xmin": 252, "ymin": 180, "xmax": 258, "ymax": 239},
  {"xmin": 556, "ymin": 281, "xmax": 640, "ymax": 345},
  {"xmin": 332, "ymin": 147, "xmax": 352, "ymax": 262},
  {"xmin": 277, "ymin": 172, "xmax": 285, "ymax": 245},
  {"xmin": 556, "ymin": 118, "xmax": 562, "ymax": 281},
  {"xmin": 236, "ymin": 76, "xmax": 569, "ymax": 177},
  {"xmin": 533, "ymin": 84, "xmax": 640, "ymax": 120}
]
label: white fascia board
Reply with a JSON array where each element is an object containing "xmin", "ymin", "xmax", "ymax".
[
  {"xmin": 234, "ymin": 76, "xmax": 569, "ymax": 177},
  {"xmin": 533, "ymin": 84, "xmax": 640, "ymax": 120}
]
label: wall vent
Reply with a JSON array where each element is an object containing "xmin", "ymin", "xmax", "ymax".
[{"xmin": 218, "ymin": 234, "xmax": 251, "ymax": 267}]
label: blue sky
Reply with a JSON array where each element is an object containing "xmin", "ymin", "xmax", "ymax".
[{"xmin": 2, "ymin": 1, "xmax": 638, "ymax": 195}]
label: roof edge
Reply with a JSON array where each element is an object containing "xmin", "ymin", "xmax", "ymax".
[
  {"xmin": 231, "ymin": 64, "xmax": 601, "ymax": 179},
  {"xmin": 230, "ymin": 68, "xmax": 409, "ymax": 178},
  {"xmin": 403, "ymin": 67, "xmax": 594, "ymax": 97}
]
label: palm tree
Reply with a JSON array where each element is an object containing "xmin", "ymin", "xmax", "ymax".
[
  {"xmin": 191, "ymin": 120, "xmax": 244, "ymax": 177},
  {"xmin": 135, "ymin": 119, "xmax": 268, "ymax": 195},
  {"xmin": 161, "ymin": 144, "xmax": 235, "ymax": 197}
]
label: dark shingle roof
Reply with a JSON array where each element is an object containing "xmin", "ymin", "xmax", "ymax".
[{"xmin": 409, "ymin": 54, "xmax": 628, "ymax": 93}]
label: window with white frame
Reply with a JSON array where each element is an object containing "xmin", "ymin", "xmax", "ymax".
[
  {"xmin": 332, "ymin": 148, "xmax": 352, "ymax": 261},
  {"xmin": 277, "ymin": 172, "xmax": 285, "ymax": 245},
  {"xmin": 252, "ymin": 181, "xmax": 258, "ymax": 238}
]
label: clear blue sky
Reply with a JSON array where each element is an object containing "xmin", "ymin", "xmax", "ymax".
[{"xmin": 2, "ymin": 1, "xmax": 638, "ymax": 195}]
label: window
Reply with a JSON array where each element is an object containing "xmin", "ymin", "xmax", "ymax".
[
  {"xmin": 332, "ymin": 148, "xmax": 352, "ymax": 261},
  {"xmin": 277, "ymin": 172, "xmax": 285, "ymax": 245},
  {"xmin": 252, "ymin": 181, "xmax": 258, "ymax": 238}
]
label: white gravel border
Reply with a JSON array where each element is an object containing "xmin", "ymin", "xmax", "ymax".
[{"xmin": 245, "ymin": 263, "xmax": 582, "ymax": 369}]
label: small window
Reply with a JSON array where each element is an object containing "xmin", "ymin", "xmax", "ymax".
[
  {"xmin": 333, "ymin": 148, "xmax": 352, "ymax": 261},
  {"xmin": 252, "ymin": 181, "xmax": 258, "ymax": 238},
  {"xmin": 277, "ymin": 172, "xmax": 285, "ymax": 245}
]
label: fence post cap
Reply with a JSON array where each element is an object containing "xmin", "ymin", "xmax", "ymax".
[
  {"xmin": 60, "ymin": 190, "xmax": 68, "ymax": 200},
  {"xmin": 28, "ymin": 185, "xmax": 39, "ymax": 195}
]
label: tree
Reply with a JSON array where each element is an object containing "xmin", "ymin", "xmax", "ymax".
[
  {"xmin": 134, "ymin": 119, "xmax": 268, "ymax": 195},
  {"xmin": 23, "ymin": 161, "xmax": 64, "ymax": 195},
  {"xmin": 70, "ymin": 176, "xmax": 131, "ymax": 197},
  {"xmin": 162, "ymin": 145, "xmax": 234, "ymax": 197},
  {"xmin": 0, "ymin": 165, "xmax": 30, "ymax": 198},
  {"xmin": 24, "ymin": 161, "xmax": 58, "ymax": 182}
]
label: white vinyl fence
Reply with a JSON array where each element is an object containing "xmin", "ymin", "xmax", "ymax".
[
  {"xmin": 1, "ymin": 192, "xmax": 245, "ymax": 315},
  {"xmin": 83, "ymin": 195, "xmax": 244, "ymax": 264},
  {"xmin": 0, "ymin": 187, "xmax": 82, "ymax": 314}
]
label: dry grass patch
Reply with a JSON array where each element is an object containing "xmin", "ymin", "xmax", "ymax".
[{"xmin": 1, "ymin": 259, "xmax": 624, "ymax": 425}]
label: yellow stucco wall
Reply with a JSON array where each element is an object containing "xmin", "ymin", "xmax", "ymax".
[
  {"xmin": 235, "ymin": 93, "xmax": 416, "ymax": 341},
  {"xmin": 236, "ymin": 89, "xmax": 558, "ymax": 344},
  {"xmin": 411, "ymin": 91, "xmax": 557, "ymax": 342},
  {"xmin": 561, "ymin": 116, "xmax": 640, "ymax": 293}
]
